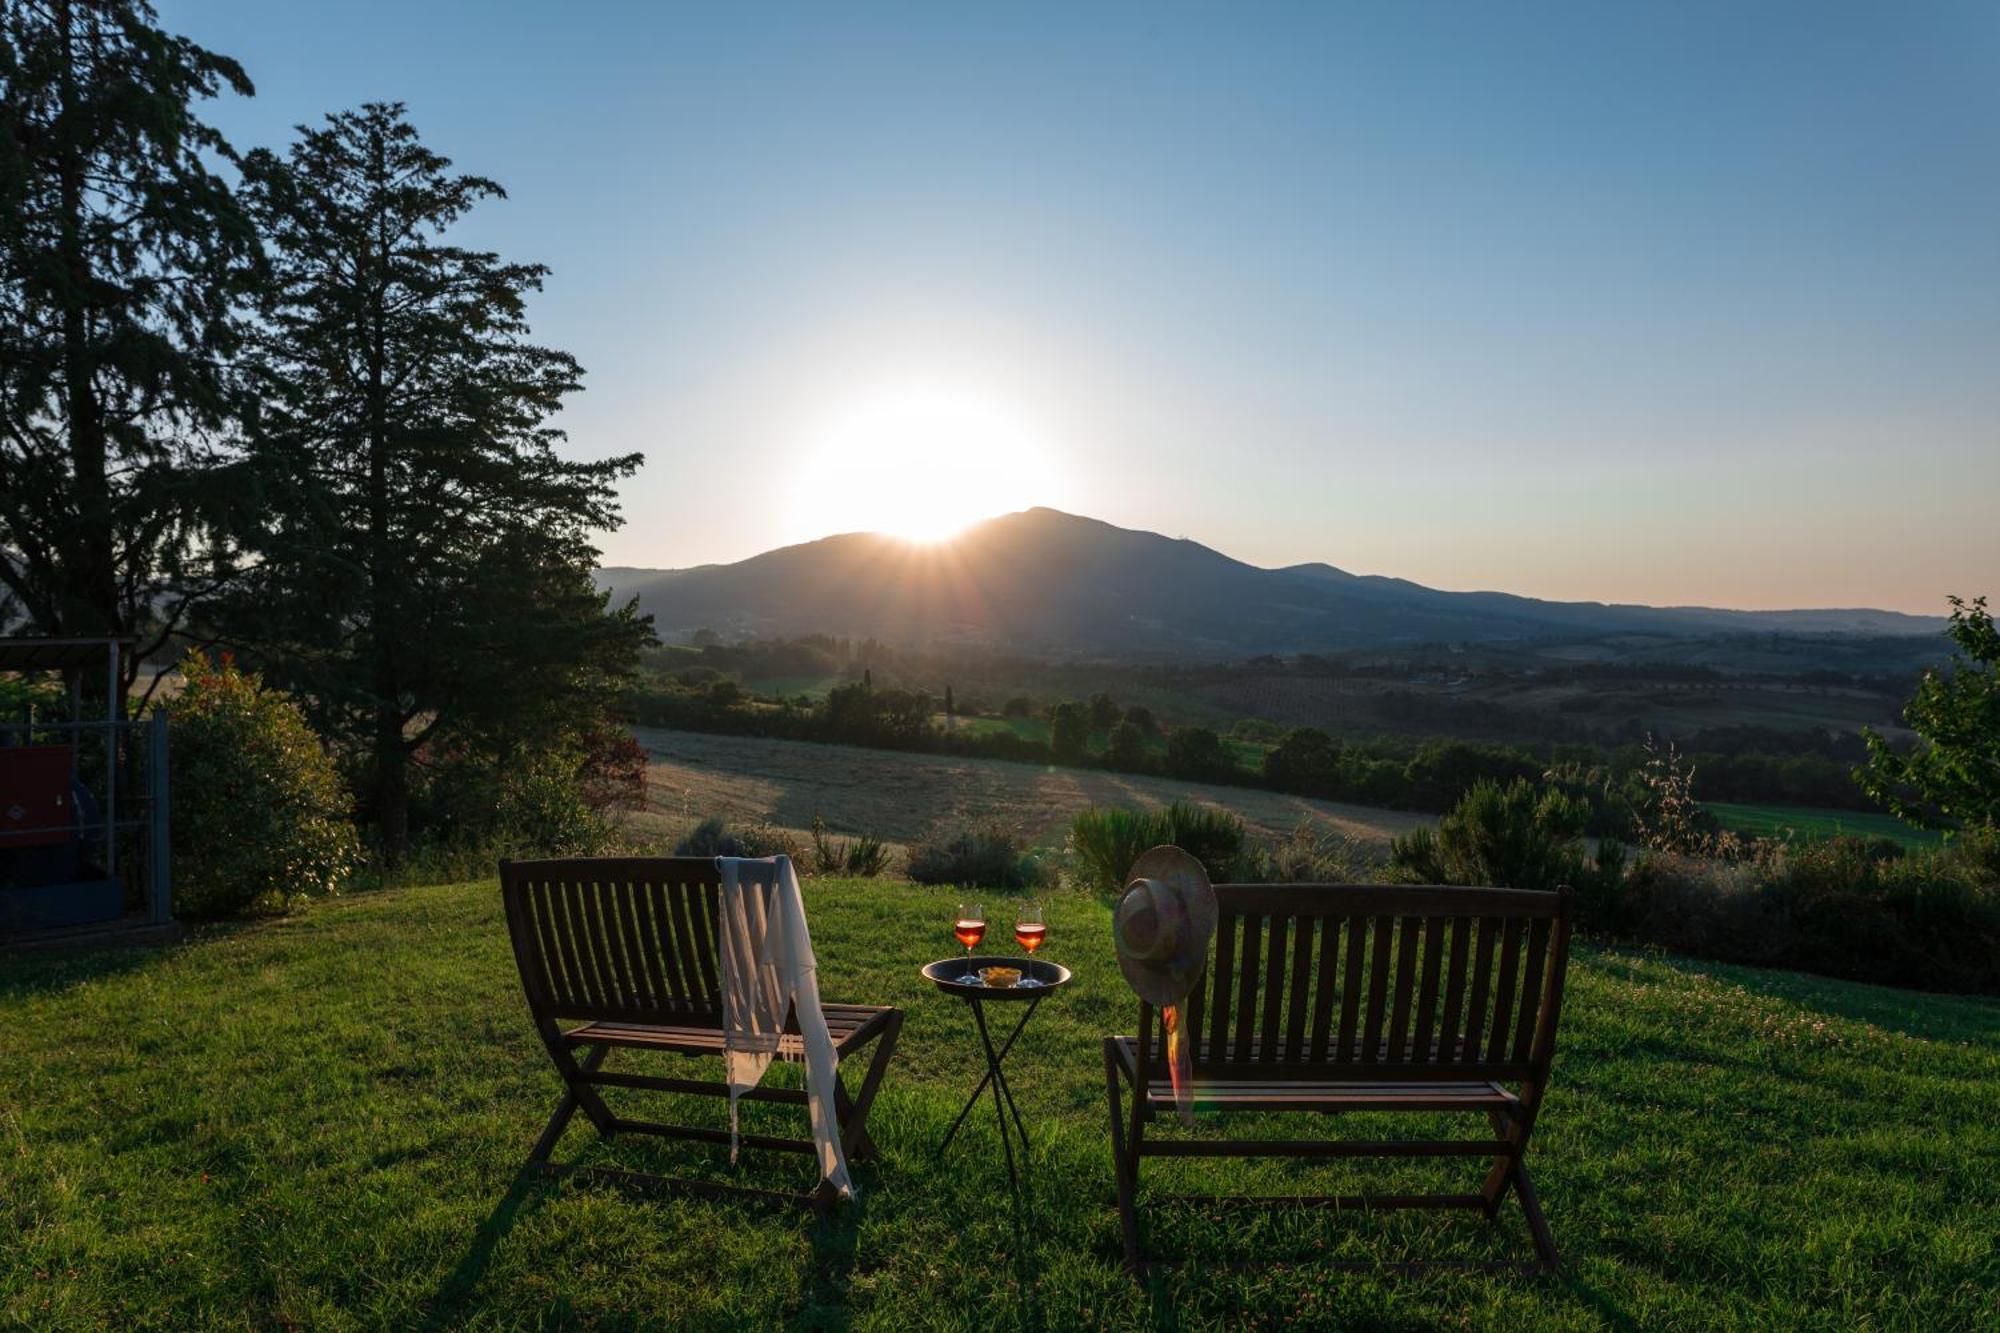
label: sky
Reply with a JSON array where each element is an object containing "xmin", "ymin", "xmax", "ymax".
[{"xmin": 166, "ymin": 1, "xmax": 1998, "ymax": 613}]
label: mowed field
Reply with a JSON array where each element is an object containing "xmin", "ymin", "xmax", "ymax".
[
  {"xmin": 625, "ymin": 727, "xmax": 1429, "ymax": 851},
  {"xmin": 1706, "ymin": 801, "xmax": 1943, "ymax": 849}
]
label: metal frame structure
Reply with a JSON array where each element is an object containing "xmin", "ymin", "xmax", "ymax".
[{"xmin": 0, "ymin": 638, "xmax": 171, "ymax": 938}]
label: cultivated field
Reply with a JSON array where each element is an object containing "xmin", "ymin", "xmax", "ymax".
[
  {"xmin": 625, "ymin": 726, "xmax": 1429, "ymax": 851},
  {"xmin": 1706, "ymin": 801, "xmax": 1943, "ymax": 849}
]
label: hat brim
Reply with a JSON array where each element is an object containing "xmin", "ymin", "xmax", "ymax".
[{"xmin": 1115, "ymin": 845, "xmax": 1219, "ymax": 1008}]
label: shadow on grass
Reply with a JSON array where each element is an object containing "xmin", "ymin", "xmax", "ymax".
[
  {"xmin": 0, "ymin": 936, "xmax": 171, "ymax": 1000},
  {"xmin": 422, "ymin": 1149, "xmax": 886, "ymax": 1330},
  {"xmin": 794, "ymin": 1197, "xmax": 864, "ymax": 1330},
  {"xmin": 419, "ymin": 1165, "xmax": 554, "ymax": 1332}
]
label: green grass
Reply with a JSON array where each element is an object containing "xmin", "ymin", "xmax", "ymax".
[
  {"xmin": 4, "ymin": 878, "xmax": 1996, "ymax": 1329},
  {"xmin": 1706, "ymin": 801, "xmax": 1944, "ymax": 849},
  {"xmin": 744, "ymin": 674, "xmax": 844, "ymax": 699}
]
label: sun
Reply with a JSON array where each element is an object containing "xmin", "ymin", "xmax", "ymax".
[{"xmin": 790, "ymin": 386, "xmax": 1066, "ymax": 543}]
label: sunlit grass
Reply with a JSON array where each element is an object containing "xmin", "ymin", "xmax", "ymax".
[
  {"xmin": 2, "ymin": 876, "xmax": 1995, "ymax": 1328},
  {"xmin": 1704, "ymin": 801, "xmax": 1943, "ymax": 849}
]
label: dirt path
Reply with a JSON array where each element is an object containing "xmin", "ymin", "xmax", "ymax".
[{"xmin": 627, "ymin": 726, "xmax": 1430, "ymax": 849}]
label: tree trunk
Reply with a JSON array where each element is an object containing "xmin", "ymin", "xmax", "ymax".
[
  {"xmin": 55, "ymin": 0, "xmax": 122, "ymax": 718},
  {"xmin": 364, "ymin": 123, "xmax": 406, "ymax": 863}
]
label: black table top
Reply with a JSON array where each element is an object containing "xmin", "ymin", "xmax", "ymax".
[{"xmin": 921, "ymin": 955, "xmax": 1072, "ymax": 1000}]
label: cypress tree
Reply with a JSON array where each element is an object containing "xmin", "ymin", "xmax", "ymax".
[
  {"xmin": 230, "ymin": 103, "xmax": 648, "ymax": 860},
  {"xmin": 0, "ymin": 0, "xmax": 259, "ymax": 710}
]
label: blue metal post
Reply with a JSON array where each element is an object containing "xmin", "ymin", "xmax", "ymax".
[{"xmin": 148, "ymin": 712, "xmax": 171, "ymax": 925}]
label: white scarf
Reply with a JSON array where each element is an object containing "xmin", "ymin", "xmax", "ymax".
[{"xmin": 715, "ymin": 855, "xmax": 853, "ymax": 1200}]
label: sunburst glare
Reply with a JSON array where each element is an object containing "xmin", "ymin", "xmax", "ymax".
[{"xmin": 789, "ymin": 386, "xmax": 1067, "ymax": 543}]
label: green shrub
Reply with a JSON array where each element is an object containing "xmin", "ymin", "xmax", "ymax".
[
  {"xmin": 1263, "ymin": 726, "xmax": 1341, "ymax": 796},
  {"xmin": 1164, "ymin": 726, "xmax": 1237, "ymax": 783},
  {"xmin": 1104, "ymin": 719, "xmax": 1150, "ymax": 771},
  {"xmin": 1049, "ymin": 701, "xmax": 1091, "ymax": 762},
  {"xmin": 1619, "ymin": 836, "xmax": 2000, "ymax": 994},
  {"xmin": 1389, "ymin": 778, "xmax": 1623, "ymax": 903},
  {"xmin": 397, "ymin": 731, "xmax": 626, "ymax": 870},
  {"xmin": 673, "ymin": 816, "xmax": 801, "ymax": 862},
  {"xmin": 492, "ymin": 751, "xmax": 609, "ymax": 856},
  {"xmin": 166, "ymin": 651, "xmax": 359, "ymax": 918},
  {"xmin": 1239, "ymin": 821, "xmax": 1371, "ymax": 884},
  {"xmin": 1067, "ymin": 808, "xmax": 1156, "ymax": 896},
  {"xmin": 1067, "ymin": 801, "xmax": 1246, "ymax": 894},
  {"xmin": 809, "ymin": 815, "xmax": 891, "ymax": 878},
  {"xmin": 906, "ymin": 820, "xmax": 1047, "ymax": 889}
]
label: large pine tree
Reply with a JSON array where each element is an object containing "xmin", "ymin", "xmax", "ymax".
[
  {"xmin": 0, "ymin": 0, "xmax": 259, "ymax": 708},
  {"xmin": 233, "ymin": 103, "xmax": 648, "ymax": 860}
]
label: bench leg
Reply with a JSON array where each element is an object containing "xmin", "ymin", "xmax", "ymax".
[
  {"xmin": 1480, "ymin": 1107, "xmax": 1519, "ymax": 1213},
  {"xmin": 838, "ymin": 1010, "xmax": 901, "ymax": 1164},
  {"xmin": 1481, "ymin": 1107, "xmax": 1559, "ymax": 1274},
  {"xmin": 1513, "ymin": 1161, "xmax": 1560, "ymax": 1273},
  {"xmin": 532, "ymin": 1044, "xmax": 609, "ymax": 1162},
  {"xmin": 1104, "ymin": 1040, "xmax": 1143, "ymax": 1275}
]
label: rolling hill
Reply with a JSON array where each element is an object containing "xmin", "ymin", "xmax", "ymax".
[{"xmin": 598, "ymin": 507, "xmax": 1944, "ymax": 657}]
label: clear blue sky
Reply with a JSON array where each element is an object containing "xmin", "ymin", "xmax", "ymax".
[{"xmin": 168, "ymin": 1, "xmax": 1998, "ymax": 613}]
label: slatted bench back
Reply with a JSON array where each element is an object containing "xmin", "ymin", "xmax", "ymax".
[
  {"xmin": 1138, "ymin": 884, "xmax": 1572, "ymax": 1084},
  {"xmin": 502, "ymin": 857, "xmax": 725, "ymax": 1026}
]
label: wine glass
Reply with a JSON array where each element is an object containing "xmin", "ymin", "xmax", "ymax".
[
  {"xmin": 1014, "ymin": 901, "xmax": 1047, "ymax": 987},
  {"xmin": 954, "ymin": 902, "xmax": 985, "ymax": 981}
]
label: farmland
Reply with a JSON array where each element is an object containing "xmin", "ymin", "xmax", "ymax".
[
  {"xmin": 624, "ymin": 726, "xmax": 1427, "ymax": 851},
  {"xmin": 1706, "ymin": 801, "xmax": 1944, "ymax": 849}
]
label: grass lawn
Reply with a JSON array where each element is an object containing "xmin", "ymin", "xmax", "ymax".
[
  {"xmin": 4, "ymin": 877, "xmax": 1996, "ymax": 1329},
  {"xmin": 1705, "ymin": 802, "xmax": 1944, "ymax": 850}
]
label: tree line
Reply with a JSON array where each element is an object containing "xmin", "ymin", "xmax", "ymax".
[{"xmin": 1, "ymin": 1, "xmax": 650, "ymax": 863}]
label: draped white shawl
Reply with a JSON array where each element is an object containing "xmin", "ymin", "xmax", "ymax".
[{"xmin": 715, "ymin": 855, "xmax": 853, "ymax": 1200}]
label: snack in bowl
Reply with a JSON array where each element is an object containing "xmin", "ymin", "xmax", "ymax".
[{"xmin": 980, "ymin": 965, "xmax": 1022, "ymax": 989}]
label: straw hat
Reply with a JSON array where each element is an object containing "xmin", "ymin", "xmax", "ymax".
[{"xmin": 1113, "ymin": 845, "xmax": 1218, "ymax": 1008}]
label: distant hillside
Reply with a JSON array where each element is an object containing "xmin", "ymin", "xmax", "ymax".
[{"xmin": 597, "ymin": 508, "xmax": 1946, "ymax": 656}]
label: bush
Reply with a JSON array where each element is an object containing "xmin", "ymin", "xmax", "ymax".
[
  {"xmin": 1049, "ymin": 701, "xmax": 1091, "ymax": 762},
  {"xmin": 1263, "ymin": 726, "xmax": 1341, "ymax": 796},
  {"xmin": 490, "ymin": 751, "xmax": 610, "ymax": 856},
  {"xmin": 1617, "ymin": 836, "xmax": 2000, "ymax": 994},
  {"xmin": 166, "ymin": 651, "xmax": 359, "ymax": 918},
  {"xmin": 673, "ymin": 816, "xmax": 801, "ymax": 862},
  {"xmin": 1164, "ymin": 726, "xmax": 1238, "ymax": 783},
  {"xmin": 1105, "ymin": 719, "xmax": 1151, "ymax": 771},
  {"xmin": 808, "ymin": 815, "xmax": 891, "ymax": 878},
  {"xmin": 1390, "ymin": 778, "xmax": 1623, "ymax": 902},
  {"xmin": 398, "ymin": 728, "xmax": 627, "ymax": 870},
  {"xmin": 906, "ymin": 820, "xmax": 1048, "ymax": 889},
  {"xmin": 1067, "ymin": 801, "xmax": 1246, "ymax": 895},
  {"xmin": 1239, "ymin": 821, "xmax": 1371, "ymax": 884}
]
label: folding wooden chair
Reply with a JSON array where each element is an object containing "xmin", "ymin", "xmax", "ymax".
[
  {"xmin": 1104, "ymin": 884, "xmax": 1573, "ymax": 1274},
  {"xmin": 500, "ymin": 856, "xmax": 903, "ymax": 1209}
]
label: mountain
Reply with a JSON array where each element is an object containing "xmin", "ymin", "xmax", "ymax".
[{"xmin": 596, "ymin": 508, "xmax": 1946, "ymax": 656}]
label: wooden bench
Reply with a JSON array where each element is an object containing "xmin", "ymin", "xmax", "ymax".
[
  {"xmin": 501, "ymin": 856, "xmax": 903, "ymax": 1209},
  {"xmin": 1103, "ymin": 883, "xmax": 1573, "ymax": 1273}
]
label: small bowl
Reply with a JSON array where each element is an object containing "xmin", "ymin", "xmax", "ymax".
[{"xmin": 980, "ymin": 966, "xmax": 1022, "ymax": 989}]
